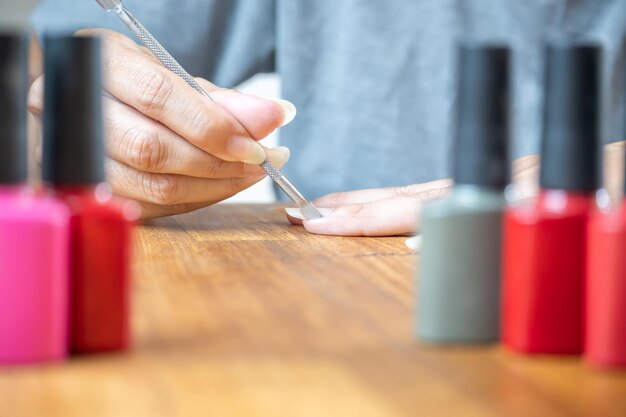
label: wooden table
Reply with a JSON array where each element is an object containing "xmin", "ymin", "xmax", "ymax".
[{"xmin": 1, "ymin": 204, "xmax": 625, "ymax": 417}]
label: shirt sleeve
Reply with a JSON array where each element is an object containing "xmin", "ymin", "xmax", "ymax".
[{"xmin": 30, "ymin": 0, "xmax": 276, "ymax": 87}]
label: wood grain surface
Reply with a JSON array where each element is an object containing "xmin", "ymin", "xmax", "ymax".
[{"xmin": 1, "ymin": 204, "xmax": 624, "ymax": 417}]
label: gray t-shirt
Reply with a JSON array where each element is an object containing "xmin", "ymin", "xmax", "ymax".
[{"xmin": 32, "ymin": 0, "xmax": 626, "ymax": 200}]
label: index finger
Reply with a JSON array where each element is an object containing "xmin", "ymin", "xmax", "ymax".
[
  {"xmin": 313, "ymin": 180, "xmax": 453, "ymax": 207},
  {"xmin": 302, "ymin": 197, "xmax": 421, "ymax": 236},
  {"xmin": 91, "ymin": 29, "xmax": 279, "ymax": 164}
]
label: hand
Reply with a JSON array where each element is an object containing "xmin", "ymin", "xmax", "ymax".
[
  {"xmin": 28, "ymin": 29, "xmax": 295, "ymax": 218},
  {"xmin": 286, "ymin": 155, "xmax": 543, "ymax": 237},
  {"xmin": 286, "ymin": 180, "xmax": 453, "ymax": 236}
]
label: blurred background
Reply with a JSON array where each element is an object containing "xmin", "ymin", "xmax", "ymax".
[
  {"xmin": 0, "ymin": 0, "xmax": 40, "ymax": 26},
  {"xmin": 226, "ymin": 73, "xmax": 281, "ymax": 204}
]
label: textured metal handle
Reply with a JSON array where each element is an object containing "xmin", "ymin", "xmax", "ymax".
[
  {"xmin": 95, "ymin": 0, "xmax": 122, "ymax": 12},
  {"xmin": 114, "ymin": 5, "xmax": 213, "ymax": 102}
]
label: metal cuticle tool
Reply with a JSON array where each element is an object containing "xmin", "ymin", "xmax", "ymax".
[{"xmin": 94, "ymin": 0, "xmax": 323, "ymax": 220}]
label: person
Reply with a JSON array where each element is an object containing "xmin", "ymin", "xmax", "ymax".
[{"xmin": 28, "ymin": 0, "xmax": 626, "ymax": 236}]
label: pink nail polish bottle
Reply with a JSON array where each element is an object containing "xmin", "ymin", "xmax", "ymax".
[{"xmin": 0, "ymin": 32, "xmax": 71, "ymax": 365}]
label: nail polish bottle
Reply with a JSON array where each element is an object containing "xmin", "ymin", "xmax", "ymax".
[
  {"xmin": 42, "ymin": 35, "xmax": 140, "ymax": 354},
  {"xmin": 586, "ymin": 194, "xmax": 626, "ymax": 368},
  {"xmin": 502, "ymin": 41, "xmax": 601, "ymax": 355},
  {"xmin": 417, "ymin": 44, "xmax": 511, "ymax": 343},
  {"xmin": 0, "ymin": 32, "xmax": 70, "ymax": 364}
]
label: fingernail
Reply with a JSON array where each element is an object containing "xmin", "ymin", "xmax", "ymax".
[
  {"xmin": 308, "ymin": 208, "xmax": 333, "ymax": 219},
  {"xmin": 266, "ymin": 146, "xmax": 291, "ymax": 168},
  {"xmin": 285, "ymin": 207, "xmax": 304, "ymax": 220},
  {"xmin": 284, "ymin": 207, "xmax": 333, "ymax": 220},
  {"xmin": 405, "ymin": 235, "xmax": 422, "ymax": 251},
  {"xmin": 274, "ymin": 99, "xmax": 297, "ymax": 127},
  {"xmin": 227, "ymin": 135, "xmax": 266, "ymax": 164}
]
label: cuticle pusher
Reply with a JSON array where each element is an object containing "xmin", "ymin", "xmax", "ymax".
[{"xmin": 94, "ymin": 0, "xmax": 322, "ymax": 220}]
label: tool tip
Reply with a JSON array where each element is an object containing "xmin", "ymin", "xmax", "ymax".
[{"xmin": 300, "ymin": 204, "xmax": 324, "ymax": 220}]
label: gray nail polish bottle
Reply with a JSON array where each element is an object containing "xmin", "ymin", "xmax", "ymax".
[{"xmin": 416, "ymin": 44, "xmax": 511, "ymax": 343}]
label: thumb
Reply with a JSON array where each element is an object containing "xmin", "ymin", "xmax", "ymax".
[{"xmin": 196, "ymin": 79, "xmax": 296, "ymax": 140}]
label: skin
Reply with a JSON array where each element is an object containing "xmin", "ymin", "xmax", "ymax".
[{"xmin": 28, "ymin": 29, "xmax": 292, "ymax": 218}]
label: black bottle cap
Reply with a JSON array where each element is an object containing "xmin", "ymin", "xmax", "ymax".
[
  {"xmin": 0, "ymin": 32, "xmax": 29, "ymax": 184},
  {"xmin": 622, "ymin": 50, "xmax": 626, "ymax": 196},
  {"xmin": 539, "ymin": 40, "xmax": 601, "ymax": 192},
  {"xmin": 453, "ymin": 43, "xmax": 511, "ymax": 189},
  {"xmin": 42, "ymin": 35, "xmax": 105, "ymax": 186}
]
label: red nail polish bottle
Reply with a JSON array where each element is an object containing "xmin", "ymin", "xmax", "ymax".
[
  {"xmin": 586, "ymin": 193, "xmax": 626, "ymax": 368},
  {"xmin": 42, "ymin": 35, "xmax": 140, "ymax": 354},
  {"xmin": 502, "ymin": 41, "xmax": 601, "ymax": 355}
]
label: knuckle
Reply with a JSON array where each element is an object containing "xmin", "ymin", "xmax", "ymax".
[
  {"xmin": 347, "ymin": 203, "xmax": 367, "ymax": 216},
  {"xmin": 425, "ymin": 186, "xmax": 450, "ymax": 201},
  {"xmin": 226, "ymin": 176, "xmax": 247, "ymax": 190},
  {"xmin": 192, "ymin": 114, "xmax": 232, "ymax": 146},
  {"xmin": 406, "ymin": 184, "xmax": 449, "ymax": 203},
  {"xmin": 206, "ymin": 157, "xmax": 230, "ymax": 178},
  {"xmin": 225, "ymin": 175, "xmax": 259, "ymax": 193},
  {"xmin": 392, "ymin": 185, "xmax": 418, "ymax": 198},
  {"xmin": 138, "ymin": 171, "xmax": 178, "ymax": 205},
  {"xmin": 122, "ymin": 127, "xmax": 166, "ymax": 172},
  {"xmin": 326, "ymin": 192, "xmax": 350, "ymax": 205},
  {"xmin": 27, "ymin": 77, "xmax": 45, "ymax": 114},
  {"xmin": 134, "ymin": 69, "xmax": 174, "ymax": 114},
  {"xmin": 188, "ymin": 110, "xmax": 212, "ymax": 139}
]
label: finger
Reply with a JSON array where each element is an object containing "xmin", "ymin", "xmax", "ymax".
[
  {"xmin": 313, "ymin": 180, "xmax": 453, "ymax": 208},
  {"xmin": 285, "ymin": 207, "xmax": 304, "ymax": 225},
  {"xmin": 106, "ymin": 148, "xmax": 289, "ymax": 206},
  {"xmin": 285, "ymin": 207, "xmax": 334, "ymax": 225},
  {"xmin": 28, "ymin": 112, "xmax": 43, "ymax": 173},
  {"xmin": 104, "ymin": 96, "xmax": 274, "ymax": 178},
  {"xmin": 299, "ymin": 196, "xmax": 422, "ymax": 237},
  {"xmin": 28, "ymin": 75, "xmax": 44, "ymax": 117},
  {"xmin": 107, "ymin": 158, "xmax": 263, "ymax": 206},
  {"xmin": 95, "ymin": 30, "xmax": 272, "ymax": 164},
  {"xmin": 27, "ymin": 75, "xmax": 45, "ymax": 167},
  {"xmin": 196, "ymin": 79, "xmax": 295, "ymax": 139}
]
